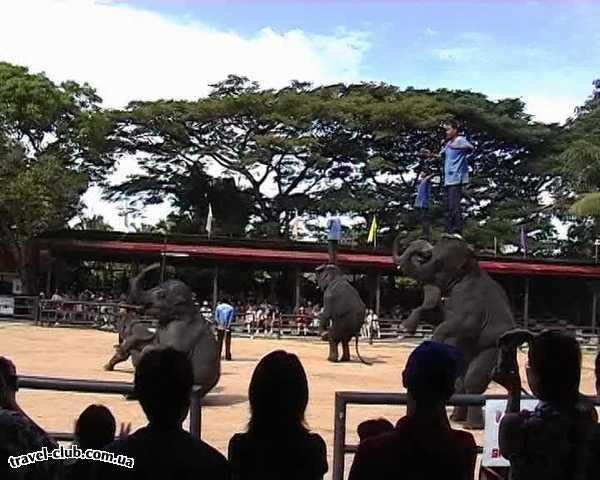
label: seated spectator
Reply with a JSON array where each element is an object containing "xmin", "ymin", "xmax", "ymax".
[
  {"xmin": 94, "ymin": 348, "xmax": 229, "ymax": 479},
  {"xmin": 0, "ymin": 356, "xmax": 61, "ymax": 479},
  {"xmin": 348, "ymin": 341, "xmax": 476, "ymax": 480},
  {"xmin": 228, "ymin": 350, "xmax": 328, "ymax": 480},
  {"xmin": 497, "ymin": 330, "xmax": 598, "ymax": 480},
  {"xmin": 65, "ymin": 404, "xmax": 119, "ymax": 480},
  {"xmin": 357, "ymin": 418, "xmax": 394, "ymax": 443}
]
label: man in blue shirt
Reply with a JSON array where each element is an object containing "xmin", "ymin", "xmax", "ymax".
[
  {"xmin": 214, "ymin": 298, "xmax": 235, "ymax": 361},
  {"xmin": 327, "ymin": 214, "xmax": 342, "ymax": 264},
  {"xmin": 439, "ymin": 121, "xmax": 474, "ymax": 238},
  {"xmin": 415, "ymin": 168, "xmax": 434, "ymax": 241}
]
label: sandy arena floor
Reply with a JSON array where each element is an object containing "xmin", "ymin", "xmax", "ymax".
[{"xmin": 1, "ymin": 323, "xmax": 598, "ymax": 478}]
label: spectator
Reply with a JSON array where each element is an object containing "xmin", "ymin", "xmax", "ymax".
[
  {"xmin": 497, "ymin": 330, "xmax": 598, "ymax": 480},
  {"xmin": 50, "ymin": 289, "xmax": 63, "ymax": 302},
  {"xmin": 0, "ymin": 357, "xmax": 62, "ymax": 479},
  {"xmin": 94, "ymin": 348, "xmax": 229, "ymax": 479},
  {"xmin": 229, "ymin": 350, "xmax": 327, "ymax": 480},
  {"xmin": 348, "ymin": 341, "xmax": 476, "ymax": 480},
  {"xmin": 199, "ymin": 301, "xmax": 212, "ymax": 322},
  {"xmin": 65, "ymin": 404, "xmax": 119, "ymax": 480}
]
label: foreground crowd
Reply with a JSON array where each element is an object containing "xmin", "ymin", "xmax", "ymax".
[{"xmin": 1, "ymin": 331, "xmax": 600, "ymax": 480}]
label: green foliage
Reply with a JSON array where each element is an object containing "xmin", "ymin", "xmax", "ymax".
[
  {"xmin": 0, "ymin": 62, "xmax": 110, "ymax": 292},
  {"xmin": 109, "ymin": 79, "xmax": 555, "ymax": 250},
  {"xmin": 72, "ymin": 214, "xmax": 114, "ymax": 232}
]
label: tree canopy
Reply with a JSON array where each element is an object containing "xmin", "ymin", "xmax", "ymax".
[
  {"xmin": 0, "ymin": 62, "xmax": 110, "ymax": 292},
  {"xmin": 109, "ymin": 76, "xmax": 555, "ymax": 252}
]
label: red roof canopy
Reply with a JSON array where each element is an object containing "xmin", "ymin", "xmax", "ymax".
[{"xmin": 44, "ymin": 238, "xmax": 600, "ymax": 279}]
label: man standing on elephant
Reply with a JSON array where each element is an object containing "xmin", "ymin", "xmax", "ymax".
[
  {"xmin": 214, "ymin": 297, "xmax": 234, "ymax": 361},
  {"xmin": 326, "ymin": 214, "xmax": 342, "ymax": 264},
  {"xmin": 440, "ymin": 121, "xmax": 474, "ymax": 238}
]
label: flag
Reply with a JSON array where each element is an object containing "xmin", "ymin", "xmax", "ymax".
[
  {"xmin": 520, "ymin": 226, "xmax": 528, "ymax": 257},
  {"xmin": 367, "ymin": 216, "xmax": 378, "ymax": 246},
  {"xmin": 206, "ymin": 203, "xmax": 214, "ymax": 237}
]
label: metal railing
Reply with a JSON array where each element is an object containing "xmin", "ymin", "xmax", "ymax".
[
  {"xmin": 17, "ymin": 375, "xmax": 203, "ymax": 441},
  {"xmin": 334, "ymin": 392, "xmax": 569, "ymax": 480}
]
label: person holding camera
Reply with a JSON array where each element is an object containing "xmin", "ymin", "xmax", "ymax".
[{"xmin": 493, "ymin": 330, "xmax": 598, "ymax": 480}]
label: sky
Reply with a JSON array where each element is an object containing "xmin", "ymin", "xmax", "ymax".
[{"xmin": 1, "ymin": 0, "xmax": 599, "ymax": 230}]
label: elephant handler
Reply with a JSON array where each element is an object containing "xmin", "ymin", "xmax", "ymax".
[
  {"xmin": 326, "ymin": 214, "xmax": 342, "ymax": 264},
  {"xmin": 422, "ymin": 120, "xmax": 474, "ymax": 239},
  {"xmin": 214, "ymin": 297, "xmax": 235, "ymax": 361}
]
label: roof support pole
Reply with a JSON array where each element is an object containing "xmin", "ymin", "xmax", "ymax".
[
  {"xmin": 212, "ymin": 266, "xmax": 219, "ymax": 307},
  {"xmin": 523, "ymin": 277, "xmax": 530, "ymax": 329},
  {"xmin": 375, "ymin": 273, "xmax": 382, "ymax": 316},
  {"xmin": 592, "ymin": 290, "xmax": 597, "ymax": 335},
  {"xmin": 294, "ymin": 267, "xmax": 302, "ymax": 309}
]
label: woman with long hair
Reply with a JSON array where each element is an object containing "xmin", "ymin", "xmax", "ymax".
[{"xmin": 228, "ymin": 350, "xmax": 327, "ymax": 480}]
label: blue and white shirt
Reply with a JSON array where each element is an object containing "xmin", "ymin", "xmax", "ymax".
[
  {"xmin": 327, "ymin": 217, "xmax": 342, "ymax": 241},
  {"xmin": 214, "ymin": 302, "xmax": 235, "ymax": 330},
  {"xmin": 415, "ymin": 179, "xmax": 431, "ymax": 209},
  {"xmin": 440, "ymin": 136, "xmax": 474, "ymax": 186}
]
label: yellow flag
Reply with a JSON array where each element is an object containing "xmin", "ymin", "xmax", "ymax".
[{"xmin": 367, "ymin": 216, "xmax": 378, "ymax": 245}]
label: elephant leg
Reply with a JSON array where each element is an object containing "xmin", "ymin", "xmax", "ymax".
[
  {"xmin": 450, "ymin": 375, "xmax": 467, "ymax": 423},
  {"xmin": 224, "ymin": 330, "xmax": 232, "ymax": 361},
  {"xmin": 104, "ymin": 347, "xmax": 129, "ymax": 371},
  {"xmin": 340, "ymin": 340, "xmax": 351, "ymax": 362},
  {"xmin": 463, "ymin": 347, "xmax": 498, "ymax": 430},
  {"xmin": 327, "ymin": 340, "xmax": 339, "ymax": 362}
]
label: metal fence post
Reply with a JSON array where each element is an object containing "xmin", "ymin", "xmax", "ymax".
[
  {"xmin": 332, "ymin": 393, "xmax": 347, "ymax": 480},
  {"xmin": 189, "ymin": 389, "xmax": 202, "ymax": 439}
]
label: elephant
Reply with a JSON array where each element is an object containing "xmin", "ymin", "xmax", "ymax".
[
  {"xmin": 103, "ymin": 307, "xmax": 155, "ymax": 371},
  {"xmin": 126, "ymin": 263, "xmax": 220, "ymax": 398},
  {"xmin": 316, "ymin": 264, "xmax": 369, "ymax": 364},
  {"xmin": 393, "ymin": 237, "xmax": 515, "ymax": 429}
]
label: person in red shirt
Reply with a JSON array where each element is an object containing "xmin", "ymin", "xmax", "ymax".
[{"xmin": 348, "ymin": 341, "xmax": 476, "ymax": 480}]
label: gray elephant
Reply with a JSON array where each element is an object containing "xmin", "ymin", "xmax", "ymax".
[
  {"xmin": 104, "ymin": 307, "xmax": 155, "ymax": 371},
  {"xmin": 316, "ymin": 264, "xmax": 368, "ymax": 364},
  {"xmin": 127, "ymin": 263, "xmax": 220, "ymax": 398},
  {"xmin": 393, "ymin": 237, "xmax": 515, "ymax": 429}
]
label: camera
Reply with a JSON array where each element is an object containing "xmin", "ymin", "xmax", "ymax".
[{"xmin": 493, "ymin": 329, "xmax": 534, "ymax": 380}]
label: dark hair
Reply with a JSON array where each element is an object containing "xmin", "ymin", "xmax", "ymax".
[
  {"xmin": 403, "ymin": 341, "xmax": 463, "ymax": 406},
  {"xmin": 0, "ymin": 357, "xmax": 17, "ymax": 392},
  {"xmin": 445, "ymin": 119, "xmax": 460, "ymax": 131},
  {"xmin": 248, "ymin": 350, "xmax": 309, "ymax": 435},
  {"xmin": 528, "ymin": 330, "xmax": 581, "ymax": 405},
  {"xmin": 75, "ymin": 405, "xmax": 116, "ymax": 450},
  {"xmin": 134, "ymin": 348, "xmax": 193, "ymax": 426}
]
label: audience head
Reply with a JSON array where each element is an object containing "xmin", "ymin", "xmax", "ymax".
[
  {"xmin": 248, "ymin": 350, "xmax": 309, "ymax": 435},
  {"xmin": 75, "ymin": 405, "xmax": 116, "ymax": 450},
  {"xmin": 402, "ymin": 341, "xmax": 464, "ymax": 409},
  {"xmin": 134, "ymin": 348, "xmax": 193, "ymax": 428},
  {"xmin": 0, "ymin": 356, "xmax": 18, "ymax": 408},
  {"xmin": 526, "ymin": 330, "xmax": 581, "ymax": 406}
]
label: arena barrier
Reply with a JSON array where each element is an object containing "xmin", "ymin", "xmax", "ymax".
[
  {"xmin": 17, "ymin": 375, "xmax": 203, "ymax": 440},
  {"xmin": 332, "ymin": 391, "xmax": 600, "ymax": 480}
]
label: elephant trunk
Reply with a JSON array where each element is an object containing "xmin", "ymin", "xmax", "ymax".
[{"xmin": 128, "ymin": 263, "xmax": 160, "ymax": 306}]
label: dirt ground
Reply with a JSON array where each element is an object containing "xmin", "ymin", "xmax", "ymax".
[{"xmin": 1, "ymin": 323, "xmax": 598, "ymax": 478}]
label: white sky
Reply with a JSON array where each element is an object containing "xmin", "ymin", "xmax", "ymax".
[{"xmin": 0, "ymin": 0, "xmax": 579, "ymax": 234}]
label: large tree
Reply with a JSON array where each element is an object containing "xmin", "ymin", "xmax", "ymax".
[
  {"xmin": 109, "ymin": 77, "xmax": 556, "ymax": 251},
  {"xmin": 552, "ymin": 80, "xmax": 600, "ymax": 257},
  {"xmin": 0, "ymin": 63, "xmax": 110, "ymax": 292}
]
